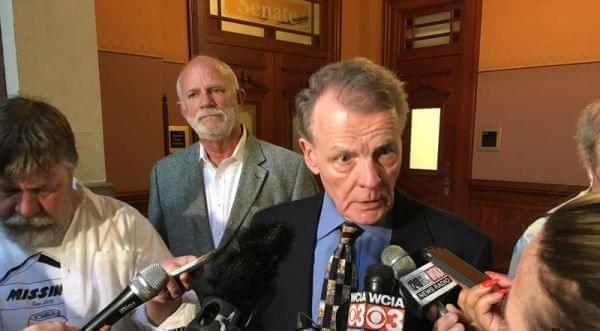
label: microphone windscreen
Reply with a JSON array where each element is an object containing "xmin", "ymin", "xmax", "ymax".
[
  {"xmin": 130, "ymin": 264, "xmax": 169, "ymax": 300},
  {"xmin": 364, "ymin": 264, "xmax": 395, "ymax": 294},
  {"xmin": 199, "ymin": 220, "xmax": 294, "ymax": 312},
  {"xmin": 381, "ymin": 245, "xmax": 417, "ymax": 279}
]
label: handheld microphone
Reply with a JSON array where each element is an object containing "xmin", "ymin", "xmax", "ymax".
[
  {"xmin": 422, "ymin": 246, "xmax": 489, "ymax": 288},
  {"xmin": 81, "ymin": 263, "xmax": 169, "ymax": 331},
  {"xmin": 347, "ymin": 264, "xmax": 406, "ymax": 331},
  {"xmin": 381, "ymin": 245, "xmax": 416, "ymax": 280},
  {"xmin": 192, "ymin": 220, "xmax": 294, "ymax": 330},
  {"xmin": 398, "ymin": 262, "xmax": 456, "ymax": 318},
  {"xmin": 381, "ymin": 245, "xmax": 456, "ymax": 319}
]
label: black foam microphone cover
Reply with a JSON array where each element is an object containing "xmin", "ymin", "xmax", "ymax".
[{"xmin": 197, "ymin": 220, "xmax": 294, "ymax": 323}]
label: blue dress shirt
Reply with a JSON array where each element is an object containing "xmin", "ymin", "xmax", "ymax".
[{"xmin": 311, "ymin": 194, "xmax": 392, "ymax": 321}]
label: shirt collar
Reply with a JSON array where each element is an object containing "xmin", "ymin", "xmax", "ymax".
[
  {"xmin": 199, "ymin": 125, "xmax": 247, "ymax": 164},
  {"xmin": 317, "ymin": 193, "xmax": 393, "ymax": 240}
]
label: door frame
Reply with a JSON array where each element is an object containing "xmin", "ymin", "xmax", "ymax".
[{"xmin": 383, "ymin": 0, "xmax": 483, "ymax": 216}]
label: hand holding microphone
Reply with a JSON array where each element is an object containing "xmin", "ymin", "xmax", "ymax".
[
  {"xmin": 422, "ymin": 247, "xmax": 511, "ymax": 331},
  {"xmin": 81, "ymin": 255, "xmax": 204, "ymax": 330},
  {"xmin": 382, "ymin": 245, "xmax": 457, "ymax": 321},
  {"xmin": 145, "ymin": 255, "xmax": 204, "ymax": 325},
  {"xmin": 455, "ymin": 271, "xmax": 511, "ymax": 331}
]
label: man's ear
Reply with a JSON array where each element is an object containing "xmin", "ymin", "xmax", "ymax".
[
  {"xmin": 299, "ymin": 138, "xmax": 319, "ymax": 175},
  {"xmin": 236, "ymin": 88, "xmax": 246, "ymax": 105},
  {"xmin": 585, "ymin": 165, "xmax": 596, "ymax": 187},
  {"xmin": 177, "ymin": 101, "xmax": 186, "ymax": 116}
]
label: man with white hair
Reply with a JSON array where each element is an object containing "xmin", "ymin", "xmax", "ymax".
[{"xmin": 148, "ymin": 55, "xmax": 318, "ymax": 260}]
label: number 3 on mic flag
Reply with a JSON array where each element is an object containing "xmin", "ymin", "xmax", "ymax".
[{"xmin": 348, "ymin": 302, "xmax": 405, "ymax": 330}]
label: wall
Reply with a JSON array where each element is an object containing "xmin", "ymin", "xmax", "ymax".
[
  {"xmin": 472, "ymin": 0, "xmax": 600, "ymax": 186},
  {"xmin": 0, "ymin": 0, "xmax": 18, "ymax": 96},
  {"xmin": 96, "ymin": 0, "xmax": 385, "ymax": 193},
  {"xmin": 341, "ymin": 0, "xmax": 383, "ymax": 63},
  {"xmin": 95, "ymin": 0, "xmax": 188, "ymax": 193},
  {"xmin": 6, "ymin": 0, "xmax": 106, "ymax": 184}
]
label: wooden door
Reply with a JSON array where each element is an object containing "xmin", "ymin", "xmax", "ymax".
[
  {"xmin": 384, "ymin": 0, "xmax": 481, "ymax": 215},
  {"xmin": 275, "ymin": 53, "xmax": 326, "ymax": 151},
  {"xmin": 188, "ymin": 0, "xmax": 341, "ymax": 147},
  {"xmin": 396, "ymin": 56, "xmax": 458, "ymax": 211}
]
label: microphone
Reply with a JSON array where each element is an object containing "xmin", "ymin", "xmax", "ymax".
[
  {"xmin": 381, "ymin": 245, "xmax": 416, "ymax": 280},
  {"xmin": 381, "ymin": 245, "xmax": 456, "ymax": 319},
  {"xmin": 347, "ymin": 264, "xmax": 406, "ymax": 331},
  {"xmin": 398, "ymin": 262, "xmax": 456, "ymax": 318},
  {"xmin": 192, "ymin": 220, "xmax": 294, "ymax": 330},
  {"xmin": 81, "ymin": 263, "xmax": 169, "ymax": 331}
]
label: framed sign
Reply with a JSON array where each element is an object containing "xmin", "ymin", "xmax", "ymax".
[{"xmin": 168, "ymin": 125, "xmax": 192, "ymax": 154}]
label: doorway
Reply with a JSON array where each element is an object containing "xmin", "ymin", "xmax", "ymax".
[{"xmin": 384, "ymin": 0, "xmax": 481, "ymax": 216}]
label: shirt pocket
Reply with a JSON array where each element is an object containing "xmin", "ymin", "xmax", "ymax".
[{"xmin": 91, "ymin": 250, "xmax": 137, "ymax": 304}]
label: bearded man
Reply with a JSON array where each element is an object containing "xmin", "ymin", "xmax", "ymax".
[
  {"xmin": 148, "ymin": 56, "xmax": 318, "ymax": 261},
  {"xmin": 0, "ymin": 97, "xmax": 199, "ymax": 330}
]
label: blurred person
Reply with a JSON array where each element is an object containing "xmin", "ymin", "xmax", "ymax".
[
  {"xmin": 250, "ymin": 58, "xmax": 493, "ymax": 330},
  {"xmin": 148, "ymin": 55, "xmax": 319, "ymax": 260},
  {"xmin": 508, "ymin": 100, "xmax": 600, "ymax": 276},
  {"xmin": 436, "ymin": 192, "xmax": 600, "ymax": 330},
  {"xmin": 0, "ymin": 97, "xmax": 199, "ymax": 330}
]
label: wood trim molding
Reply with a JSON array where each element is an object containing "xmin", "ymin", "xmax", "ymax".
[
  {"xmin": 114, "ymin": 191, "xmax": 150, "ymax": 216},
  {"xmin": 328, "ymin": 0, "xmax": 342, "ymax": 62},
  {"xmin": 469, "ymin": 179, "xmax": 584, "ymax": 201},
  {"xmin": 467, "ymin": 179, "xmax": 585, "ymax": 273},
  {"xmin": 452, "ymin": 0, "xmax": 481, "ymax": 216}
]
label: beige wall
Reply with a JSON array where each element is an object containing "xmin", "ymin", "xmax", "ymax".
[
  {"xmin": 473, "ymin": 1, "xmax": 600, "ymax": 186},
  {"xmin": 11, "ymin": 0, "xmax": 106, "ymax": 183},
  {"xmin": 479, "ymin": 0, "xmax": 600, "ymax": 71},
  {"xmin": 95, "ymin": 0, "xmax": 188, "ymax": 193}
]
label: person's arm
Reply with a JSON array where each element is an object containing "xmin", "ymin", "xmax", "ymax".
[
  {"xmin": 291, "ymin": 160, "xmax": 320, "ymax": 200},
  {"xmin": 144, "ymin": 255, "xmax": 201, "ymax": 326},
  {"xmin": 22, "ymin": 323, "xmax": 81, "ymax": 331},
  {"xmin": 456, "ymin": 271, "xmax": 511, "ymax": 331},
  {"xmin": 127, "ymin": 207, "xmax": 200, "ymax": 330},
  {"xmin": 433, "ymin": 304, "xmax": 467, "ymax": 331}
]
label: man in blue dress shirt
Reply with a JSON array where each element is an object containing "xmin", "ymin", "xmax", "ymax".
[{"xmin": 252, "ymin": 58, "xmax": 493, "ymax": 330}]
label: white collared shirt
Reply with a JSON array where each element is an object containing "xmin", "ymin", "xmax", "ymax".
[
  {"xmin": 0, "ymin": 181, "xmax": 198, "ymax": 330},
  {"xmin": 199, "ymin": 127, "xmax": 247, "ymax": 247}
]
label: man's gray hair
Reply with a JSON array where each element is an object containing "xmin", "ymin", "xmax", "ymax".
[
  {"xmin": 295, "ymin": 57, "xmax": 409, "ymax": 142},
  {"xmin": 576, "ymin": 100, "xmax": 600, "ymax": 169},
  {"xmin": 0, "ymin": 96, "xmax": 78, "ymax": 179},
  {"xmin": 176, "ymin": 55, "xmax": 240, "ymax": 101}
]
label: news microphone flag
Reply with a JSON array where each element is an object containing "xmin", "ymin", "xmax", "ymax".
[
  {"xmin": 347, "ymin": 264, "xmax": 405, "ymax": 331},
  {"xmin": 398, "ymin": 262, "xmax": 456, "ymax": 318},
  {"xmin": 347, "ymin": 291, "xmax": 405, "ymax": 331}
]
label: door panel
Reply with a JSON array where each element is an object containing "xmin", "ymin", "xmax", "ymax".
[
  {"xmin": 385, "ymin": 0, "xmax": 481, "ymax": 216},
  {"xmin": 396, "ymin": 56, "xmax": 459, "ymax": 211}
]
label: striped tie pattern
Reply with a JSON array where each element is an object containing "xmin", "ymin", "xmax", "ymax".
[{"xmin": 317, "ymin": 222, "xmax": 363, "ymax": 330}]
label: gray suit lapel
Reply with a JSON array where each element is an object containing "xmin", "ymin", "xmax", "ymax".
[
  {"xmin": 182, "ymin": 145, "xmax": 215, "ymax": 251},
  {"xmin": 219, "ymin": 135, "xmax": 266, "ymax": 248}
]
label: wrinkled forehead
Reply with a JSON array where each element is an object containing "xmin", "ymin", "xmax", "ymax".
[{"xmin": 182, "ymin": 59, "xmax": 237, "ymax": 88}]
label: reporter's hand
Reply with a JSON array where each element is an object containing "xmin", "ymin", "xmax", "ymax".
[
  {"xmin": 145, "ymin": 255, "xmax": 203, "ymax": 325},
  {"xmin": 22, "ymin": 322, "xmax": 78, "ymax": 331},
  {"xmin": 154, "ymin": 255, "xmax": 201, "ymax": 303},
  {"xmin": 457, "ymin": 271, "xmax": 511, "ymax": 331},
  {"xmin": 433, "ymin": 304, "xmax": 467, "ymax": 331}
]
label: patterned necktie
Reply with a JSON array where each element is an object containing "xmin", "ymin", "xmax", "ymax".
[{"xmin": 317, "ymin": 222, "xmax": 363, "ymax": 330}]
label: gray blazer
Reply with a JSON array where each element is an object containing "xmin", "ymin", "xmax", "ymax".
[{"xmin": 148, "ymin": 133, "xmax": 319, "ymax": 257}]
